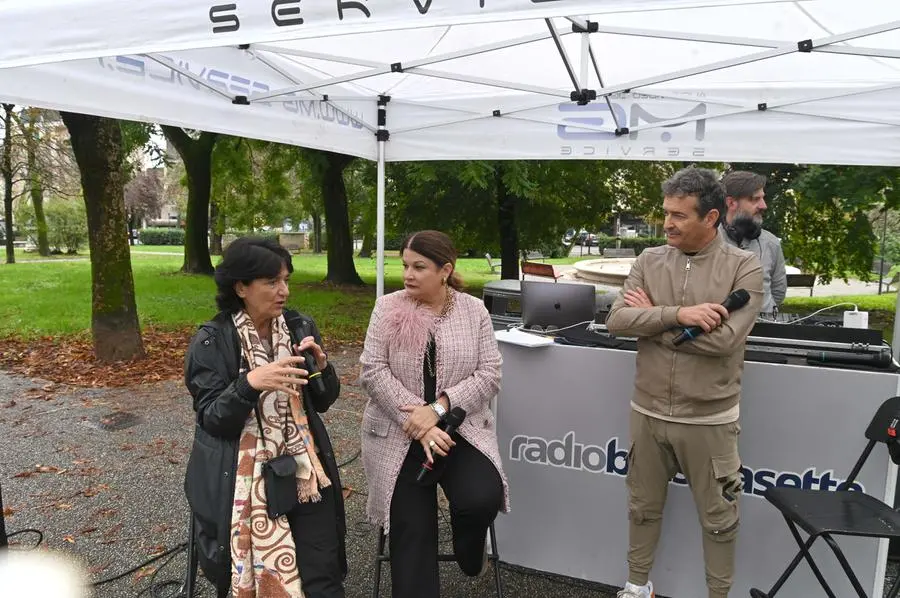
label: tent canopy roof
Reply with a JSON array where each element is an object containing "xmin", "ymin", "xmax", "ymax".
[{"xmin": 2, "ymin": 0, "xmax": 900, "ymax": 165}]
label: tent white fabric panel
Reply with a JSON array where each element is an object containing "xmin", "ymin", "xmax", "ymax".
[
  {"xmin": 0, "ymin": 0, "xmax": 785, "ymax": 69},
  {"xmin": 0, "ymin": 51, "xmax": 377, "ymax": 158},
  {"xmin": 3, "ymin": 0, "xmax": 900, "ymax": 166}
]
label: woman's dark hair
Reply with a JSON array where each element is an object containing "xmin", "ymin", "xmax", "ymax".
[
  {"xmin": 400, "ymin": 230, "xmax": 465, "ymax": 291},
  {"xmin": 214, "ymin": 237, "xmax": 294, "ymax": 312}
]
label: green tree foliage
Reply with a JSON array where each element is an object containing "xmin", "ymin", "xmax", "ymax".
[{"xmin": 44, "ymin": 198, "xmax": 88, "ymax": 253}]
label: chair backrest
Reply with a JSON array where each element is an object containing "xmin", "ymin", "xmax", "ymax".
[
  {"xmin": 872, "ymin": 258, "xmax": 893, "ymax": 276},
  {"xmin": 865, "ymin": 396, "xmax": 900, "ymax": 463},
  {"xmin": 785, "ymin": 273, "xmax": 816, "ymax": 287},
  {"xmin": 521, "ymin": 260, "xmax": 557, "ymax": 280},
  {"xmin": 485, "ymin": 253, "xmax": 493, "ymax": 263}
]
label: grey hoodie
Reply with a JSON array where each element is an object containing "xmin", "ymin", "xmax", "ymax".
[{"xmin": 720, "ymin": 224, "xmax": 786, "ymax": 313}]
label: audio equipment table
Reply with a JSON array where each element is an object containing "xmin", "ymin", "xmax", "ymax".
[{"xmin": 492, "ymin": 337, "xmax": 899, "ymax": 598}]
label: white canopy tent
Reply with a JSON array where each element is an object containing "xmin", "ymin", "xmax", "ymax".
[{"xmin": 2, "ymin": 0, "xmax": 900, "ymax": 297}]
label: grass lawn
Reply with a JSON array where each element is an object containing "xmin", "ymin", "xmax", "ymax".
[
  {"xmin": 0, "ymin": 252, "xmax": 555, "ymax": 343},
  {"xmin": 1, "ymin": 250, "xmax": 896, "ymax": 343}
]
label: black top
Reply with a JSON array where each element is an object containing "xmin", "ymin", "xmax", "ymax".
[{"xmin": 423, "ymin": 335, "xmax": 437, "ymax": 405}]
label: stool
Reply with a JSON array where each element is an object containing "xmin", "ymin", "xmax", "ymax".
[
  {"xmin": 371, "ymin": 521, "xmax": 504, "ymax": 598},
  {"xmin": 179, "ymin": 515, "xmax": 227, "ymax": 598},
  {"xmin": 178, "ymin": 515, "xmax": 199, "ymax": 598}
]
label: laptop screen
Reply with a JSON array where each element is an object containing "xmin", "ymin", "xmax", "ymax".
[{"xmin": 521, "ymin": 281, "xmax": 596, "ymax": 330}]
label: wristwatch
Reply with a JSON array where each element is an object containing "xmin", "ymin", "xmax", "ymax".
[{"xmin": 430, "ymin": 402, "xmax": 447, "ymax": 418}]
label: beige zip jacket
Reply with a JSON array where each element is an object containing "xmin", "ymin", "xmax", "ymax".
[{"xmin": 606, "ymin": 233, "xmax": 763, "ymax": 419}]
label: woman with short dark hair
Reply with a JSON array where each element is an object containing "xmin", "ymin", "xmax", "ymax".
[
  {"xmin": 360, "ymin": 230, "xmax": 509, "ymax": 598},
  {"xmin": 184, "ymin": 236, "xmax": 346, "ymax": 598}
]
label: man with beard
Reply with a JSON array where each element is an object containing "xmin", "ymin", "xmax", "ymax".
[{"xmin": 721, "ymin": 171, "xmax": 787, "ymax": 316}]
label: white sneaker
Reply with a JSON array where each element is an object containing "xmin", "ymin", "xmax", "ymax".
[{"xmin": 616, "ymin": 581, "xmax": 655, "ymax": 598}]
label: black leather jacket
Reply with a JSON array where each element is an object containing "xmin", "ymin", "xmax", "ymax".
[{"xmin": 183, "ymin": 309, "xmax": 346, "ymax": 593}]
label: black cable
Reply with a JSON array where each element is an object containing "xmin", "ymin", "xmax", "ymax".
[
  {"xmin": 134, "ymin": 543, "xmax": 189, "ymax": 598},
  {"xmin": 5, "ymin": 529, "xmax": 43, "ymax": 549},
  {"xmin": 92, "ymin": 542, "xmax": 188, "ymax": 587},
  {"xmin": 337, "ymin": 449, "xmax": 361, "ymax": 469}
]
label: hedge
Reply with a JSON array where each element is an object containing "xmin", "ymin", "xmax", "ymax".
[{"xmin": 140, "ymin": 227, "xmax": 185, "ymax": 245}]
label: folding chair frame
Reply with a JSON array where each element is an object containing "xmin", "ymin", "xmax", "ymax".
[
  {"xmin": 750, "ymin": 438, "xmax": 900, "ymax": 598},
  {"xmin": 371, "ymin": 521, "xmax": 504, "ymax": 598}
]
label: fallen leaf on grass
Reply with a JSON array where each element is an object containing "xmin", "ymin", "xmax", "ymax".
[
  {"xmin": 167, "ymin": 457, "xmax": 180, "ymax": 465},
  {"xmin": 63, "ymin": 535, "xmax": 75, "ymax": 544},
  {"xmin": 3, "ymin": 506, "xmax": 15, "ymax": 517},
  {"xmin": 342, "ymin": 486, "xmax": 354, "ymax": 500},
  {"xmin": 147, "ymin": 545, "xmax": 166, "ymax": 557},
  {"xmin": 80, "ymin": 527, "xmax": 98, "ymax": 535}
]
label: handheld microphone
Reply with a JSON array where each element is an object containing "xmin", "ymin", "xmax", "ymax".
[
  {"xmin": 416, "ymin": 407, "xmax": 467, "ymax": 483},
  {"xmin": 806, "ymin": 350, "xmax": 893, "ymax": 369},
  {"xmin": 673, "ymin": 289, "xmax": 751, "ymax": 346},
  {"xmin": 285, "ymin": 313, "xmax": 326, "ymax": 395}
]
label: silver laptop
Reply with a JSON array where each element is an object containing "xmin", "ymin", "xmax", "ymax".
[{"xmin": 521, "ymin": 281, "xmax": 596, "ymax": 330}]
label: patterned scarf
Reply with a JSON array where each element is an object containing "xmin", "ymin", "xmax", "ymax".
[{"xmin": 229, "ymin": 311, "xmax": 331, "ymax": 597}]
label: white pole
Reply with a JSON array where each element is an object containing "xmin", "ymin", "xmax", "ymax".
[
  {"xmin": 376, "ymin": 96, "xmax": 389, "ymax": 298},
  {"xmin": 580, "ymin": 30, "xmax": 590, "ymax": 89},
  {"xmin": 376, "ymin": 141, "xmax": 385, "ymax": 298}
]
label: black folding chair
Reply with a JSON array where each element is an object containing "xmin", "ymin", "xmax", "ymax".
[
  {"xmin": 372, "ymin": 521, "xmax": 504, "ymax": 598},
  {"xmin": 750, "ymin": 396, "xmax": 900, "ymax": 598}
]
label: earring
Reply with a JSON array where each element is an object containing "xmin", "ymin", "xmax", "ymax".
[{"xmin": 442, "ymin": 278, "xmax": 447, "ymax": 286}]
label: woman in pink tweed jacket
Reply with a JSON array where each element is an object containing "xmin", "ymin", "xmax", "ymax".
[{"xmin": 360, "ymin": 230, "xmax": 509, "ymax": 598}]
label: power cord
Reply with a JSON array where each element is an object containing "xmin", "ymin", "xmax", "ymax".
[{"xmin": 92, "ymin": 541, "xmax": 188, "ymax": 588}]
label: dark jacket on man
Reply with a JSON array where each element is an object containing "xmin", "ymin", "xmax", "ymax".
[{"xmin": 183, "ymin": 309, "xmax": 346, "ymax": 595}]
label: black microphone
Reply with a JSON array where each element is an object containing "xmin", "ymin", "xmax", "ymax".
[
  {"xmin": 284, "ymin": 313, "xmax": 327, "ymax": 395},
  {"xmin": 416, "ymin": 407, "xmax": 467, "ymax": 482},
  {"xmin": 673, "ymin": 289, "xmax": 751, "ymax": 346},
  {"xmin": 806, "ymin": 350, "xmax": 893, "ymax": 369}
]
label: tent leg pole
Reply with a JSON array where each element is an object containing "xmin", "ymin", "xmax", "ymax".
[{"xmin": 376, "ymin": 141, "xmax": 385, "ymax": 299}]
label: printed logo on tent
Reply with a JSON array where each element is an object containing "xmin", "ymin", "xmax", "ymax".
[
  {"xmin": 95, "ymin": 56, "xmax": 366, "ymax": 130},
  {"xmin": 556, "ymin": 100, "xmax": 707, "ymax": 142},
  {"xmin": 509, "ymin": 431, "xmax": 865, "ymax": 497}
]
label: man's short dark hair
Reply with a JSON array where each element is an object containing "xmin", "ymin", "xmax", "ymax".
[
  {"xmin": 661, "ymin": 167, "xmax": 725, "ymax": 223},
  {"xmin": 213, "ymin": 236, "xmax": 294, "ymax": 313},
  {"xmin": 723, "ymin": 170, "xmax": 767, "ymax": 200}
]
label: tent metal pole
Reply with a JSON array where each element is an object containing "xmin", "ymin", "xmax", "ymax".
[
  {"xmin": 579, "ymin": 30, "xmax": 590, "ymax": 90},
  {"xmin": 254, "ymin": 30, "xmax": 568, "ymax": 102},
  {"xmin": 545, "ymin": 19, "xmax": 580, "ymax": 91},
  {"xmin": 376, "ymin": 97, "xmax": 388, "ymax": 298},
  {"xmin": 376, "ymin": 143, "xmax": 385, "ymax": 298}
]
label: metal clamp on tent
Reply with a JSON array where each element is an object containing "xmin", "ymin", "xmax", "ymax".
[
  {"xmin": 570, "ymin": 88, "xmax": 596, "ymax": 105},
  {"xmin": 232, "ymin": 96, "xmax": 250, "ymax": 105},
  {"xmin": 571, "ymin": 21, "xmax": 598, "ymax": 34},
  {"xmin": 798, "ymin": 39, "xmax": 814, "ymax": 52}
]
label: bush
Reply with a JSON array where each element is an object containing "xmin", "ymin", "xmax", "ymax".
[
  {"xmin": 139, "ymin": 227, "xmax": 185, "ymax": 245},
  {"xmin": 45, "ymin": 200, "xmax": 88, "ymax": 253}
]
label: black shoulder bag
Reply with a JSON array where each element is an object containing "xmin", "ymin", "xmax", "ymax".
[{"xmin": 254, "ymin": 406, "xmax": 300, "ymax": 519}]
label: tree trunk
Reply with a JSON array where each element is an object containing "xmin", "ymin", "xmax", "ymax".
[
  {"xmin": 358, "ymin": 232, "xmax": 374, "ymax": 258},
  {"xmin": 24, "ymin": 109, "xmax": 50, "ymax": 256},
  {"xmin": 2, "ymin": 104, "xmax": 14, "ymax": 264},
  {"xmin": 496, "ymin": 165, "xmax": 520, "ymax": 280},
  {"xmin": 61, "ymin": 112, "xmax": 145, "ymax": 362},
  {"xmin": 321, "ymin": 152, "xmax": 363, "ymax": 285},
  {"xmin": 161, "ymin": 126, "xmax": 216, "ymax": 274},
  {"xmin": 209, "ymin": 201, "xmax": 223, "ymax": 255},
  {"xmin": 312, "ymin": 211, "xmax": 323, "ymax": 253}
]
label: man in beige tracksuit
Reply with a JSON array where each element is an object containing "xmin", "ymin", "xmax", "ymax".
[{"xmin": 607, "ymin": 167, "xmax": 763, "ymax": 598}]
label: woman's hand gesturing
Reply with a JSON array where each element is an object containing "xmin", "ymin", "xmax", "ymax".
[{"xmin": 246, "ymin": 356, "xmax": 308, "ymax": 398}]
